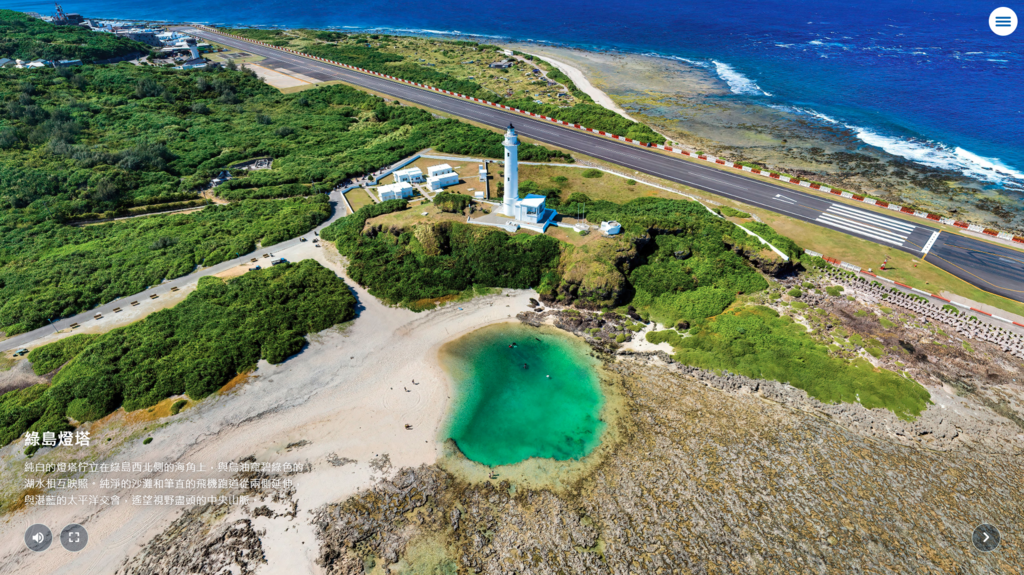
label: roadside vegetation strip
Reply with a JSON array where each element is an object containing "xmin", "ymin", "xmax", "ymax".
[
  {"xmin": 26, "ymin": 334, "xmax": 99, "ymax": 376},
  {"xmin": 195, "ymin": 25, "xmax": 1024, "ymax": 245},
  {"xmin": 0, "ymin": 198, "xmax": 331, "ymax": 336},
  {"xmin": 1, "ymin": 260, "xmax": 356, "ymax": 451}
]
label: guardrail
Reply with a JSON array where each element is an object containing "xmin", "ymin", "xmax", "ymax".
[{"xmin": 190, "ymin": 25, "xmax": 1024, "ymax": 247}]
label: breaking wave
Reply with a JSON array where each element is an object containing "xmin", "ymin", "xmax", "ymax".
[
  {"xmin": 850, "ymin": 128, "xmax": 1024, "ymax": 187},
  {"xmin": 710, "ymin": 60, "xmax": 771, "ymax": 96},
  {"xmin": 793, "ymin": 108, "xmax": 1024, "ymax": 186}
]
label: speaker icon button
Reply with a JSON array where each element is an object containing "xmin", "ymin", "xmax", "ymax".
[{"xmin": 24, "ymin": 524, "xmax": 52, "ymax": 552}]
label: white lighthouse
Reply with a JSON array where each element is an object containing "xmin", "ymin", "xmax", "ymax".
[{"xmin": 502, "ymin": 124, "xmax": 519, "ymax": 216}]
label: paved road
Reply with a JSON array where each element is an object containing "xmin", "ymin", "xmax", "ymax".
[
  {"xmin": 176, "ymin": 27, "xmax": 1024, "ymax": 305},
  {"xmin": 0, "ymin": 192, "xmax": 346, "ymax": 353}
]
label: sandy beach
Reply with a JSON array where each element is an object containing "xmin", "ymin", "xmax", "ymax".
[{"xmin": 0, "ymin": 241, "xmax": 539, "ymax": 574}]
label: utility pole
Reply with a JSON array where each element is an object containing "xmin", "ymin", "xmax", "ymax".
[{"xmin": 47, "ymin": 318, "xmax": 58, "ymax": 334}]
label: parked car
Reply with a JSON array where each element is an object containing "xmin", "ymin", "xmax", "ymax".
[
  {"xmin": 270, "ymin": 258, "xmax": 287, "ymax": 266},
  {"xmin": 249, "ymin": 265, "xmax": 261, "ymax": 271}
]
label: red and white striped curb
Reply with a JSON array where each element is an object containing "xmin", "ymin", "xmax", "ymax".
[
  {"xmin": 193, "ymin": 26, "xmax": 1024, "ymax": 246},
  {"xmin": 806, "ymin": 250, "xmax": 1024, "ymax": 328}
]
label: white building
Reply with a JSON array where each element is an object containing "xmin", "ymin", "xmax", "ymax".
[
  {"xmin": 478, "ymin": 164, "xmax": 487, "ymax": 182},
  {"xmin": 427, "ymin": 164, "xmax": 453, "ymax": 178},
  {"xmin": 427, "ymin": 172, "xmax": 459, "ymax": 191},
  {"xmin": 501, "ymin": 125, "xmax": 554, "ymax": 231},
  {"xmin": 599, "ymin": 221, "xmax": 622, "ymax": 235},
  {"xmin": 393, "ymin": 167, "xmax": 425, "ymax": 184},
  {"xmin": 377, "ymin": 181, "xmax": 414, "ymax": 201}
]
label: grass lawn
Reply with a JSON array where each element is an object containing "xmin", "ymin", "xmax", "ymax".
[
  {"xmin": 516, "ymin": 164, "xmax": 681, "ymax": 205},
  {"xmin": 345, "ymin": 190, "xmax": 376, "ymax": 212},
  {"xmin": 366, "ymin": 203, "xmax": 469, "ymax": 229}
]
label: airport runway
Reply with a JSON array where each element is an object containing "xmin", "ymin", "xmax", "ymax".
[{"xmin": 173, "ymin": 27, "xmax": 1024, "ymax": 305}]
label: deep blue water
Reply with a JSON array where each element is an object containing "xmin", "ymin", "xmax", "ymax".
[{"xmin": 10, "ymin": 0, "xmax": 1023, "ymax": 187}]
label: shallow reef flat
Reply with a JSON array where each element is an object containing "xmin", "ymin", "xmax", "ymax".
[{"xmin": 308, "ymin": 357, "xmax": 1023, "ymax": 574}]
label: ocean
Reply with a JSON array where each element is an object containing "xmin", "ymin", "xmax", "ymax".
[{"xmin": 10, "ymin": 0, "xmax": 1023, "ymax": 189}]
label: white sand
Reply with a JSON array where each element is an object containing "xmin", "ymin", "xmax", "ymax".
[
  {"xmin": 0, "ymin": 242, "xmax": 539, "ymax": 574},
  {"xmin": 618, "ymin": 321, "xmax": 676, "ymax": 354},
  {"xmin": 522, "ymin": 52, "xmax": 640, "ymax": 124}
]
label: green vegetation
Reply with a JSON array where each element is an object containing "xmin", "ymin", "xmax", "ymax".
[
  {"xmin": 718, "ymin": 206, "xmax": 750, "ymax": 218},
  {"xmin": 673, "ymin": 307, "xmax": 931, "ymax": 419},
  {"xmin": 142, "ymin": 437, "xmax": 152, "ymax": 445},
  {"xmin": 880, "ymin": 317, "xmax": 896, "ymax": 329},
  {"xmin": 0, "ymin": 10, "xmax": 151, "ymax": 62},
  {"xmin": 962, "ymin": 341, "xmax": 974, "ymax": 353},
  {"xmin": 27, "ymin": 334, "xmax": 98, "ymax": 375},
  {"xmin": 1, "ymin": 198, "xmax": 330, "ymax": 334},
  {"xmin": 0, "ymin": 260, "xmax": 356, "ymax": 449},
  {"xmin": 219, "ymin": 28, "xmax": 293, "ymax": 47},
  {"xmin": 0, "ymin": 49, "xmax": 569, "ymax": 333},
  {"xmin": 581, "ymin": 169, "xmax": 603, "ymax": 179},
  {"xmin": 825, "ymin": 285, "xmax": 844, "ymax": 297},
  {"xmin": 557, "ymin": 198, "xmax": 773, "ymax": 321},
  {"xmin": 788, "ymin": 288, "xmax": 803, "ymax": 298},
  {"xmin": 170, "ymin": 399, "xmax": 187, "ymax": 415},
  {"xmin": 321, "ymin": 201, "xmax": 562, "ymax": 306},
  {"xmin": 432, "ymin": 191, "xmax": 471, "ymax": 213},
  {"xmin": 646, "ymin": 329, "xmax": 682, "ymax": 347}
]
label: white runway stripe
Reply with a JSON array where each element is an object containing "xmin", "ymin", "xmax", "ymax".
[
  {"xmin": 816, "ymin": 214, "xmax": 907, "ymax": 246},
  {"xmin": 826, "ymin": 203, "xmax": 916, "ymax": 234}
]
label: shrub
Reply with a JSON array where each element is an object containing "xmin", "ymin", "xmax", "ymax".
[
  {"xmin": 170, "ymin": 399, "xmax": 187, "ymax": 415},
  {"xmin": 27, "ymin": 334, "xmax": 99, "ymax": 375},
  {"xmin": 788, "ymin": 288, "xmax": 802, "ymax": 298},
  {"xmin": 646, "ymin": 329, "xmax": 682, "ymax": 347},
  {"xmin": 433, "ymin": 191, "xmax": 472, "ymax": 213},
  {"xmin": 143, "ymin": 437, "xmax": 153, "ymax": 445},
  {"xmin": 674, "ymin": 306, "xmax": 931, "ymax": 420},
  {"xmin": 581, "ymin": 168, "xmax": 603, "ymax": 179},
  {"xmin": 719, "ymin": 206, "xmax": 750, "ymax": 218},
  {"xmin": 825, "ymin": 286, "xmax": 843, "ymax": 297},
  {"xmin": 626, "ymin": 179, "xmax": 636, "ymax": 186}
]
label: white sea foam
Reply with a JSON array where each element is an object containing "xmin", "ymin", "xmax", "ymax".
[
  {"xmin": 849, "ymin": 126, "xmax": 1024, "ymax": 186},
  {"xmin": 782, "ymin": 107, "xmax": 1023, "ymax": 186},
  {"xmin": 710, "ymin": 60, "xmax": 770, "ymax": 96}
]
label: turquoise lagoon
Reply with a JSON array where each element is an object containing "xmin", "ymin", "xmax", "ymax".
[{"xmin": 441, "ymin": 323, "xmax": 605, "ymax": 467}]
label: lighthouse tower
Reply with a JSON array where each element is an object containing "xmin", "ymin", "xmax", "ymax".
[{"xmin": 502, "ymin": 125, "xmax": 519, "ymax": 216}]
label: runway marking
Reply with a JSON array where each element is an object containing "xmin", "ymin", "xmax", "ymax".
[
  {"xmin": 813, "ymin": 204, "xmax": 915, "ymax": 247},
  {"xmin": 773, "ymin": 194, "xmax": 797, "ymax": 205},
  {"xmin": 921, "ymin": 231, "xmax": 940, "ymax": 255},
  {"xmin": 816, "ymin": 214, "xmax": 907, "ymax": 246},
  {"xmin": 826, "ymin": 203, "xmax": 917, "ymax": 234}
]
